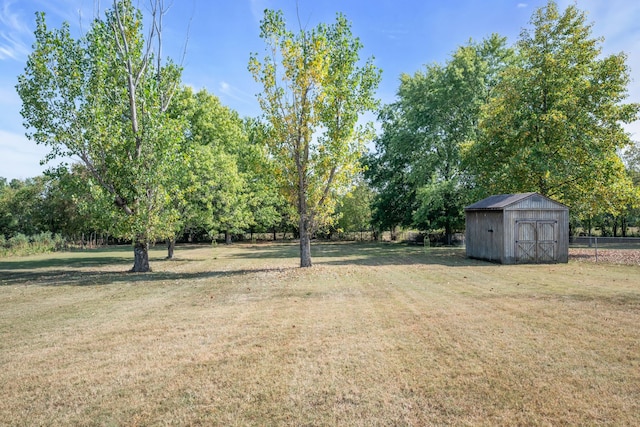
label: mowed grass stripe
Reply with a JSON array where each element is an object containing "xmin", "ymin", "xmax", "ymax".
[{"xmin": 1, "ymin": 242, "xmax": 638, "ymax": 425}]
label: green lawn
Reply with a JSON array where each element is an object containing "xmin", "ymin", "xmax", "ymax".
[{"xmin": 1, "ymin": 242, "xmax": 639, "ymax": 425}]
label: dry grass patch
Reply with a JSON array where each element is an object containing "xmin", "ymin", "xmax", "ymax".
[{"xmin": 1, "ymin": 242, "xmax": 639, "ymax": 425}]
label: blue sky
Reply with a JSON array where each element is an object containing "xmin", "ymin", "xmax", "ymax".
[{"xmin": 1, "ymin": 0, "xmax": 639, "ymax": 180}]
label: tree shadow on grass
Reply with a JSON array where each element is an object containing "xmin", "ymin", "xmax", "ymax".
[
  {"xmin": 0, "ymin": 256, "xmax": 132, "ymax": 271},
  {"xmin": 227, "ymin": 241, "xmax": 300, "ymax": 259},
  {"xmin": 227, "ymin": 241, "xmax": 493, "ymax": 268},
  {"xmin": 0, "ymin": 244, "xmax": 236, "ymax": 287},
  {"xmin": 0, "ymin": 266, "xmax": 292, "ymax": 287},
  {"xmin": 0, "ymin": 244, "xmax": 212, "ymax": 271},
  {"xmin": 0, "ymin": 242, "xmax": 493, "ymax": 287}
]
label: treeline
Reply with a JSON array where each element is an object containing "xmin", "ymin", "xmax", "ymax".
[
  {"xmin": 365, "ymin": 2, "xmax": 640, "ymax": 243},
  {"xmin": 0, "ymin": 154, "xmax": 374, "ymax": 256},
  {"xmin": 8, "ymin": 1, "xmax": 640, "ymax": 265}
]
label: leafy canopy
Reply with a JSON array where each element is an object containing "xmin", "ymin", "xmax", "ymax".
[
  {"xmin": 17, "ymin": 0, "xmax": 185, "ymax": 271},
  {"xmin": 467, "ymin": 1, "xmax": 639, "ymax": 214},
  {"xmin": 249, "ymin": 9, "xmax": 381, "ymax": 266}
]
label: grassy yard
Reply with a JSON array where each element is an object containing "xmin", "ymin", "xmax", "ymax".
[{"xmin": 1, "ymin": 242, "xmax": 639, "ymax": 426}]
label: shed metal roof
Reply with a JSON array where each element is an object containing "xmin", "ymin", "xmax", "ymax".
[{"xmin": 464, "ymin": 192, "xmax": 567, "ymax": 210}]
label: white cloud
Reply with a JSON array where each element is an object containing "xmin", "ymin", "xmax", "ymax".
[
  {"xmin": 548, "ymin": 1, "xmax": 640, "ymax": 143},
  {"xmin": 0, "ymin": 129, "xmax": 53, "ymax": 179},
  {"xmin": 0, "ymin": 0, "xmax": 31, "ymax": 60},
  {"xmin": 0, "ymin": 0, "xmax": 30, "ymax": 33},
  {"xmin": 517, "ymin": 3, "xmax": 528, "ymax": 8},
  {"xmin": 250, "ymin": 0, "xmax": 271, "ymax": 25},
  {"xmin": 219, "ymin": 80, "xmax": 253, "ymax": 105},
  {"xmin": 381, "ymin": 28, "xmax": 409, "ymax": 41}
]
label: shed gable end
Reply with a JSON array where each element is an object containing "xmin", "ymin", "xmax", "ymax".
[{"xmin": 507, "ymin": 194, "xmax": 566, "ymax": 211}]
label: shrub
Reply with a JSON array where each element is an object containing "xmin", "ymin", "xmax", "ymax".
[
  {"xmin": 8, "ymin": 234, "xmax": 29, "ymax": 251},
  {"xmin": 0, "ymin": 232, "xmax": 67, "ymax": 257}
]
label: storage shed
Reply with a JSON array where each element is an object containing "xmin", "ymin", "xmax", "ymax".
[{"xmin": 465, "ymin": 193, "xmax": 569, "ymax": 264}]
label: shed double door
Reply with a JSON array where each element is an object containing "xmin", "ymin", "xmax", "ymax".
[{"xmin": 515, "ymin": 220, "xmax": 558, "ymax": 263}]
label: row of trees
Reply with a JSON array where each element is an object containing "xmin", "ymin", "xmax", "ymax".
[
  {"xmin": 365, "ymin": 1, "xmax": 639, "ymax": 243},
  {"xmin": 3, "ymin": 84, "xmax": 302, "ymax": 255},
  {"xmin": 0, "ymin": 169, "xmax": 373, "ymax": 250},
  {"xmin": 15, "ymin": 0, "xmax": 380, "ymax": 270},
  {"xmin": 9, "ymin": 0, "xmax": 640, "ymax": 269}
]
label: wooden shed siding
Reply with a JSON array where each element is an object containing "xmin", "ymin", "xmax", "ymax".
[
  {"xmin": 465, "ymin": 193, "xmax": 569, "ymax": 264},
  {"xmin": 502, "ymin": 209, "xmax": 569, "ymax": 263},
  {"xmin": 465, "ymin": 211, "xmax": 504, "ymax": 262},
  {"xmin": 507, "ymin": 195, "xmax": 560, "ymax": 210}
]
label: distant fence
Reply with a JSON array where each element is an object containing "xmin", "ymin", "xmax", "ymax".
[{"xmin": 570, "ymin": 236, "xmax": 640, "ymax": 248}]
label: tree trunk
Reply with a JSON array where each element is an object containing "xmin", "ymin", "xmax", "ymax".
[
  {"xmin": 132, "ymin": 240, "xmax": 151, "ymax": 272},
  {"xmin": 225, "ymin": 230, "xmax": 232, "ymax": 245},
  {"xmin": 166, "ymin": 238, "xmax": 175, "ymax": 259},
  {"xmin": 445, "ymin": 223, "xmax": 453, "ymax": 246},
  {"xmin": 299, "ymin": 216, "xmax": 312, "ymax": 268}
]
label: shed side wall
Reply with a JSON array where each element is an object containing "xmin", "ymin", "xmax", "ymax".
[{"xmin": 466, "ymin": 211, "xmax": 504, "ymax": 262}]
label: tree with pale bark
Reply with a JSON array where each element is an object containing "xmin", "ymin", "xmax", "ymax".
[
  {"xmin": 249, "ymin": 9, "xmax": 381, "ymax": 267},
  {"xmin": 17, "ymin": 0, "xmax": 184, "ymax": 272}
]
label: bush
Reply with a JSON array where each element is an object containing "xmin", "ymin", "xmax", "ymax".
[
  {"xmin": 8, "ymin": 233, "xmax": 29, "ymax": 251},
  {"xmin": 52, "ymin": 234, "xmax": 65, "ymax": 251},
  {"xmin": 0, "ymin": 232, "xmax": 67, "ymax": 257}
]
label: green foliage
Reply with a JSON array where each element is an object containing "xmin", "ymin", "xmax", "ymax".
[
  {"xmin": 335, "ymin": 178, "xmax": 373, "ymax": 233},
  {"xmin": 0, "ymin": 168, "xmax": 108, "ymax": 244},
  {"xmin": 363, "ymin": 137, "xmax": 418, "ymax": 232},
  {"xmin": 167, "ymin": 87, "xmax": 251, "ymax": 241},
  {"xmin": 368, "ymin": 35, "xmax": 513, "ymax": 238},
  {"xmin": 17, "ymin": 1, "xmax": 185, "ymax": 271},
  {"xmin": 0, "ymin": 232, "xmax": 65, "ymax": 257},
  {"xmin": 466, "ymin": 1, "xmax": 639, "ymax": 217},
  {"xmin": 241, "ymin": 118, "xmax": 292, "ymax": 234},
  {"xmin": 30, "ymin": 232, "xmax": 64, "ymax": 253},
  {"xmin": 9, "ymin": 0, "xmax": 637, "ymax": 251},
  {"xmin": 249, "ymin": 9, "xmax": 381, "ymax": 266},
  {"xmin": 413, "ymin": 179, "xmax": 466, "ymax": 239},
  {"xmin": 47, "ymin": 165, "xmax": 109, "ymax": 239},
  {"xmin": 7, "ymin": 234, "xmax": 29, "ymax": 251},
  {"xmin": 624, "ymin": 142, "xmax": 640, "ymax": 176},
  {"xmin": 0, "ymin": 177, "xmax": 48, "ymax": 238}
]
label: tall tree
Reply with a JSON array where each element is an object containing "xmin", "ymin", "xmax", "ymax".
[
  {"xmin": 166, "ymin": 87, "xmax": 251, "ymax": 253},
  {"xmin": 335, "ymin": 177, "xmax": 373, "ymax": 238},
  {"xmin": 363, "ymin": 106, "xmax": 418, "ymax": 234},
  {"xmin": 241, "ymin": 118, "xmax": 290, "ymax": 238},
  {"xmin": 249, "ymin": 10, "xmax": 381, "ymax": 267},
  {"xmin": 467, "ymin": 1, "xmax": 639, "ymax": 211},
  {"xmin": 17, "ymin": 0, "xmax": 184, "ymax": 271},
  {"xmin": 0, "ymin": 177, "xmax": 47, "ymax": 238},
  {"xmin": 622, "ymin": 144, "xmax": 640, "ymax": 235},
  {"xmin": 411, "ymin": 35, "xmax": 513, "ymax": 242},
  {"xmin": 367, "ymin": 35, "xmax": 512, "ymax": 242}
]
